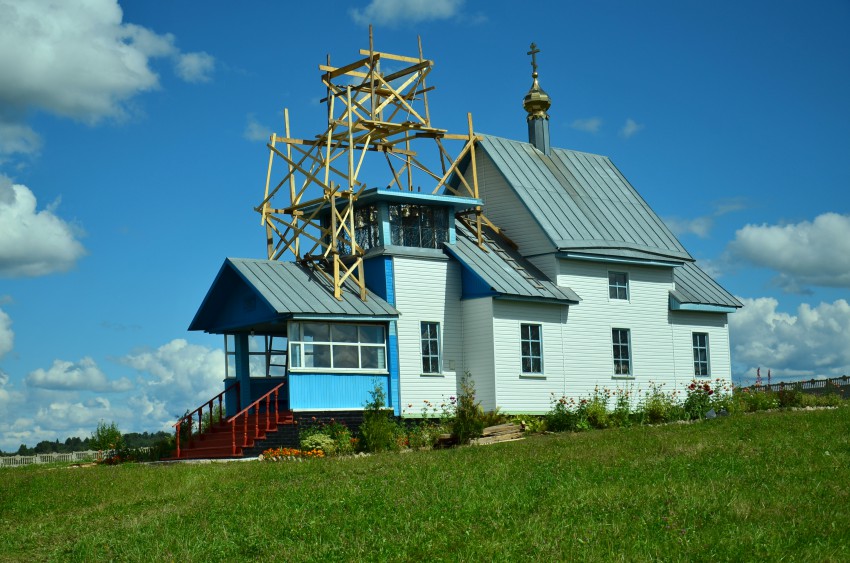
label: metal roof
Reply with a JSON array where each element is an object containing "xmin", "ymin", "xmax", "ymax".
[
  {"xmin": 672, "ymin": 262, "xmax": 743, "ymax": 308},
  {"xmin": 475, "ymin": 134, "xmax": 693, "ymax": 262},
  {"xmin": 189, "ymin": 258, "xmax": 398, "ymax": 333},
  {"xmin": 227, "ymin": 258, "xmax": 399, "ymax": 317},
  {"xmin": 446, "ymin": 222, "xmax": 580, "ymax": 304}
]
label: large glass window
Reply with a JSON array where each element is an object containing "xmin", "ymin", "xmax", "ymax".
[
  {"xmin": 389, "ymin": 204, "xmax": 449, "ymax": 248},
  {"xmin": 289, "ymin": 322, "xmax": 386, "ymax": 371},
  {"xmin": 420, "ymin": 321, "xmax": 441, "ymax": 374},
  {"xmin": 693, "ymin": 332, "xmax": 710, "ymax": 376},
  {"xmin": 520, "ymin": 323, "xmax": 543, "ymax": 374},
  {"xmin": 609, "ymin": 272, "xmax": 629, "ymax": 300},
  {"xmin": 612, "ymin": 328, "xmax": 632, "ymax": 376},
  {"xmin": 353, "ymin": 205, "xmax": 380, "ymax": 251}
]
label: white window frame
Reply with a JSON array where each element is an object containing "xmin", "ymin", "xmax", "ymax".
[
  {"xmin": 420, "ymin": 321, "xmax": 442, "ymax": 375},
  {"xmin": 608, "ymin": 271, "xmax": 629, "ymax": 301},
  {"xmin": 288, "ymin": 322, "xmax": 387, "ymax": 373},
  {"xmin": 612, "ymin": 328, "xmax": 632, "ymax": 376},
  {"xmin": 520, "ymin": 323, "xmax": 544, "ymax": 375},
  {"xmin": 692, "ymin": 332, "xmax": 710, "ymax": 376}
]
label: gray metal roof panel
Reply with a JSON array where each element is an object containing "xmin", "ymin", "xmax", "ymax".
[
  {"xmin": 227, "ymin": 258, "xmax": 399, "ymax": 317},
  {"xmin": 447, "ymin": 223, "xmax": 580, "ymax": 304},
  {"xmin": 477, "ymin": 134, "xmax": 693, "ymax": 261},
  {"xmin": 672, "ymin": 262, "xmax": 742, "ymax": 308}
]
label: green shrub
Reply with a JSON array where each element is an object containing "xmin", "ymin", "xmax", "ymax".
[
  {"xmin": 776, "ymin": 387, "xmax": 804, "ymax": 408},
  {"xmin": 406, "ymin": 421, "xmax": 441, "ymax": 449},
  {"xmin": 451, "ymin": 372, "xmax": 485, "ymax": 444},
  {"xmin": 684, "ymin": 380, "xmax": 714, "ymax": 420},
  {"xmin": 508, "ymin": 415, "xmax": 545, "ymax": 434},
  {"xmin": 479, "ymin": 407, "xmax": 507, "ymax": 428},
  {"xmin": 610, "ymin": 388, "xmax": 633, "ymax": 428},
  {"xmin": 358, "ymin": 383, "xmax": 399, "ymax": 453},
  {"xmin": 91, "ymin": 420, "xmax": 124, "ymax": 452},
  {"xmin": 545, "ymin": 396, "xmax": 570, "ymax": 432},
  {"xmin": 736, "ymin": 389, "xmax": 780, "ymax": 412},
  {"xmin": 639, "ymin": 383, "xmax": 684, "ymax": 424},
  {"xmin": 801, "ymin": 393, "xmax": 843, "ymax": 407},
  {"xmin": 584, "ymin": 390, "xmax": 610, "ymax": 430},
  {"xmin": 301, "ymin": 433, "xmax": 337, "ymax": 455}
]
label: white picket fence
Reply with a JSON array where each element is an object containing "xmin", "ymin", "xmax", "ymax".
[{"xmin": 0, "ymin": 448, "xmax": 149, "ymax": 468}]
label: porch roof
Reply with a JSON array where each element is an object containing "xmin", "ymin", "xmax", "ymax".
[{"xmin": 189, "ymin": 258, "xmax": 399, "ymax": 334}]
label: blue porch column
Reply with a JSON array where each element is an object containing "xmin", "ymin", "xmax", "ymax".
[{"xmin": 234, "ymin": 333, "xmax": 251, "ymax": 410}]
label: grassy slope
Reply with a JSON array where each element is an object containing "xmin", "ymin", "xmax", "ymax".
[{"xmin": 1, "ymin": 407, "xmax": 848, "ymax": 562}]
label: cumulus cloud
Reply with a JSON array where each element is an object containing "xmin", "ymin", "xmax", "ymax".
[
  {"xmin": 0, "ymin": 0, "xmax": 214, "ymax": 158},
  {"xmin": 570, "ymin": 117, "xmax": 602, "ymax": 134},
  {"xmin": 175, "ymin": 52, "xmax": 215, "ymax": 83},
  {"xmin": 350, "ymin": 0, "xmax": 464, "ymax": 26},
  {"xmin": 244, "ymin": 114, "xmax": 273, "ymax": 142},
  {"xmin": 26, "ymin": 357, "xmax": 133, "ymax": 392},
  {"xmin": 619, "ymin": 118, "xmax": 644, "ymax": 139},
  {"xmin": 0, "ymin": 307, "xmax": 12, "ymax": 359},
  {"xmin": 730, "ymin": 297, "xmax": 850, "ymax": 382},
  {"xmin": 665, "ymin": 198, "xmax": 746, "ymax": 239},
  {"xmin": 122, "ymin": 338, "xmax": 224, "ymax": 405},
  {"xmin": 728, "ymin": 213, "xmax": 850, "ymax": 292},
  {"xmin": 0, "ymin": 179, "xmax": 86, "ymax": 277}
]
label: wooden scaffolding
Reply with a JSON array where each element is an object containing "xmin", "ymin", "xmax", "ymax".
[{"xmin": 256, "ymin": 28, "xmax": 498, "ymax": 301}]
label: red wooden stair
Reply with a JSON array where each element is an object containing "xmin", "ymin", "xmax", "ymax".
[{"xmin": 169, "ymin": 382, "xmax": 296, "ymax": 460}]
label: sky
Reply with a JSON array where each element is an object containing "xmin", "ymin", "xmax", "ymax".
[{"xmin": 0, "ymin": 0, "xmax": 848, "ymax": 451}]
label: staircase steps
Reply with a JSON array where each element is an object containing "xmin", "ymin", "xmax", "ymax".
[{"xmin": 171, "ymin": 412, "xmax": 297, "ymax": 460}]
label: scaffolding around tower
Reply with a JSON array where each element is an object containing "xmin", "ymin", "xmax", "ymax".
[{"xmin": 256, "ymin": 28, "xmax": 499, "ymax": 301}]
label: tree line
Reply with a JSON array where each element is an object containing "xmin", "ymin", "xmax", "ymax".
[{"xmin": 2, "ymin": 431, "xmax": 172, "ymax": 457}]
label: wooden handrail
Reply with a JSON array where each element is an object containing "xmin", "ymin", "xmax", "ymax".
[
  {"xmin": 173, "ymin": 381, "xmax": 239, "ymax": 458},
  {"xmin": 228, "ymin": 382, "xmax": 286, "ymax": 456}
]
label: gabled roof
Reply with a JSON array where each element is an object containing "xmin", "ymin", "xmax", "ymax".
[
  {"xmin": 445, "ymin": 222, "xmax": 580, "ymax": 305},
  {"xmin": 469, "ymin": 134, "xmax": 693, "ymax": 262},
  {"xmin": 671, "ymin": 262, "xmax": 743, "ymax": 310},
  {"xmin": 190, "ymin": 258, "xmax": 398, "ymax": 333}
]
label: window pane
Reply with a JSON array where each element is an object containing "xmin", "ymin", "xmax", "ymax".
[
  {"xmin": 360, "ymin": 346, "xmax": 385, "ymax": 370},
  {"xmin": 303, "ymin": 323, "xmax": 330, "ymax": 342},
  {"xmin": 331, "ymin": 324, "xmax": 358, "ymax": 343},
  {"xmin": 359, "ymin": 325, "xmax": 384, "ymax": 344},
  {"xmin": 532, "ymin": 358, "xmax": 542, "ymax": 373},
  {"xmin": 304, "ymin": 344, "xmax": 331, "ymax": 368},
  {"xmin": 521, "ymin": 341, "xmax": 530, "ymax": 356},
  {"xmin": 332, "ymin": 345, "xmax": 359, "ymax": 368},
  {"xmin": 522, "ymin": 358, "xmax": 531, "ymax": 373}
]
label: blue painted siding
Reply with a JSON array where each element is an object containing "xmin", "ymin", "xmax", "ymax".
[
  {"xmin": 459, "ymin": 264, "xmax": 498, "ymax": 299},
  {"xmin": 388, "ymin": 322, "xmax": 400, "ymax": 415},
  {"xmin": 363, "ymin": 256, "xmax": 396, "ymax": 306},
  {"xmin": 289, "ymin": 373, "xmax": 389, "ymax": 410}
]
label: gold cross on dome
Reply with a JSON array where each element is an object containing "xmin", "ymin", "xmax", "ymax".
[{"xmin": 527, "ymin": 42, "xmax": 540, "ymax": 74}]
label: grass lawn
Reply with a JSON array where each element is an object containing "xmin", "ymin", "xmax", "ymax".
[{"xmin": 2, "ymin": 407, "xmax": 849, "ymax": 561}]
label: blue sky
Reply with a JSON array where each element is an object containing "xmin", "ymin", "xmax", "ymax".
[{"xmin": 1, "ymin": 0, "xmax": 848, "ymax": 451}]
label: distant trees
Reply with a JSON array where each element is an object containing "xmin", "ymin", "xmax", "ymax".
[{"xmin": 3, "ymin": 430, "xmax": 171, "ymax": 456}]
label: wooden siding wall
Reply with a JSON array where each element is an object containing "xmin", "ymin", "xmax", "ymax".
[
  {"xmin": 394, "ymin": 257, "xmax": 463, "ymax": 414},
  {"xmin": 461, "ymin": 297, "xmax": 496, "ymax": 411},
  {"xmin": 466, "ymin": 149, "xmax": 554, "ymax": 259},
  {"xmin": 492, "ymin": 300, "xmax": 567, "ymax": 414},
  {"xmin": 669, "ymin": 311, "xmax": 731, "ymax": 383},
  {"xmin": 557, "ymin": 259, "xmax": 680, "ymax": 397}
]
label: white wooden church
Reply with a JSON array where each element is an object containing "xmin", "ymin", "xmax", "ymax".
[{"xmin": 189, "ymin": 41, "xmax": 742, "ymax": 427}]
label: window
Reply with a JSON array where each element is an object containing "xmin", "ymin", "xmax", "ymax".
[
  {"xmin": 520, "ymin": 323, "xmax": 543, "ymax": 374},
  {"xmin": 288, "ymin": 322, "xmax": 386, "ymax": 371},
  {"xmin": 420, "ymin": 321, "xmax": 441, "ymax": 374},
  {"xmin": 609, "ymin": 272, "xmax": 629, "ymax": 300},
  {"xmin": 693, "ymin": 332, "xmax": 709, "ymax": 376},
  {"xmin": 389, "ymin": 204, "xmax": 449, "ymax": 248},
  {"xmin": 612, "ymin": 328, "xmax": 631, "ymax": 376}
]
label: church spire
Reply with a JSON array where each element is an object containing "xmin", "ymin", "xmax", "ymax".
[{"xmin": 523, "ymin": 42, "xmax": 552, "ymax": 154}]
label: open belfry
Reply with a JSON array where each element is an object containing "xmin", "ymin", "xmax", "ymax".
[{"xmin": 257, "ymin": 28, "xmax": 493, "ymax": 301}]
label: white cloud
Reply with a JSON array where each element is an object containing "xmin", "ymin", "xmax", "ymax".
[
  {"xmin": 570, "ymin": 117, "xmax": 602, "ymax": 133},
  {"xmin": 123, "ymin": 339, "xmax": 224, "ymax": 405},
  {"xmin": 0, "ymin": 0, "xmax": 214, "ymax": 158},
  {"xmin": 26, "ymin": 357, "xmax": 133, "ymax": 392},
  {"xmin": 0, "ymin": 122, "xmax": 42, "ymax": 159},
  {"xmin": 728, "ymin": 213, "xmax": 850, "ymax": 292},
  {"xmin": 665, "ymin": 198, "xmax": 746, "ymax": 239},
  {"xmin": 0, "ymin": 180, "xmax": 86, "ymax": 277},
  {"xmin": 619, "ymin": 118, "xmax": 644, "ymax": 139},
  {"xmin": 0, "ymin": 307, "xmax": 12, "ymax": 359},
  {"xmin": 730, "ymin": 297, "xmax": 850, "ymax": 382},
  {"xmin": 175, "ymin": 52, "xmax": 215, "ymax": 83},
  {"xmin": 244, "ymin": 114, "xmax": 273, "ymax": 142},
  {"xmin": 350, "ymin": 0, "xmax": 464, "ymax": 26}
]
